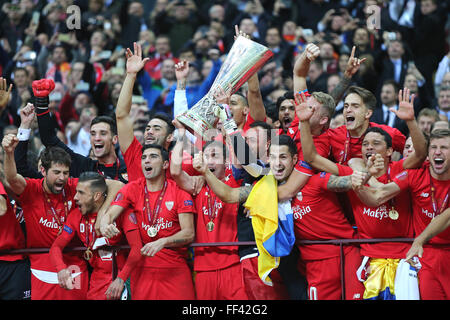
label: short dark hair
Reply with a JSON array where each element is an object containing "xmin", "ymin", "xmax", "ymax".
[
  {"xmin": 40, "ymin": 147, "xmax": 72, "ymax": 172},
  {"xmin": 265, "ymin": 102, "xmax": 279, "ymax": 123},
  {"xmin": 365, "ymin": 127, "xmax": 392, "ymax": 148},
  {"xmin": 151, "ymin": 113, "xmax": 175, "ymax": 135},
  {"xmin": 78, "ymin": 171, "xmax": 107, "ymax": 196},
  {"xmin": 276, "ymin": 91, "xmax": 294, "ymax": 113},
  {"xmin": 270, "ymin": 134, "xmax": 297, "ymax": 157},
  {"xmin": 142, "ymin": 144, "xmax": 169, "ymax": 162},
  {"xmin": 249, "ymin": 121, "xmax": 273, "ymax": 142},
  {"xmin": 345, "ymin": 86, "xmax": 377, "ymax": 111},
  {"xmin": 90, "ymin": 116, "xmax": 117, "ymax": 135},
  {"xmin": 382, "ymin": 79, "xmax": 399, "ymax": 93}
]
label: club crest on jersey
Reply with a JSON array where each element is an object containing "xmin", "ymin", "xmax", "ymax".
[
  {"xmin": 121, "ymin": 173, "xmax": 128, "ymax": 182},
  {"xmin": 68, "ymin": 201, "xmax": 72, "ymax": 210},
  {"xmin": 296, "ymin": 192, "xmax": 303, "ymax": 201},
  {"xmin": 165, "ymin": 201, "xmax": 174, "ymax": 210},
  {"xmin": 289, "ymin": 127, "xmax": 295, "ymax": 135}
]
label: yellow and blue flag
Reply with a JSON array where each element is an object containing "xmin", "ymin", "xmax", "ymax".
[
  {"xmin": 244, "ymin": 172, "xmax": 295, "ymax": 286},
  {"xmin": 363, "ymin": 258, "xmax": 399, "ymax": 300}
]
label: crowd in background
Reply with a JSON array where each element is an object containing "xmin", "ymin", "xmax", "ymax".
[{"xmin": 0, "ymin": 0, "xmax": 449, "ymax": 161}]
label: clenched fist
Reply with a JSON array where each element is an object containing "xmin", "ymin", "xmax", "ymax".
[{"xmin": 2, "ymin": 134, "xmax": 19, "ymax": 154}]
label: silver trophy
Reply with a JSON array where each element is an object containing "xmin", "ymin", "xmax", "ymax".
[{"xmin": 176, "ymin": 36, "xmax": 273, "ymax": 139}]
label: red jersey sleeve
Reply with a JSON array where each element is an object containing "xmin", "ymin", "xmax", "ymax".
[
  {"xmin": 392, "ymin": 169, "xmax": 410, "ymax": 191},
  {"xmin": 49, "ymin": 211, "xmax": 78, "ymax": 271},
  {"xmin": 117, "ymin": 209, "xmax": 139, "ymax": 234},
  {"xmin": 110, "ymin": 182, "xmax": 136, "ymax": 209},
  {"xmin": 336, "ymin": 163, "xmax": 354, "ymax": 176},
  {"xmin": 176, "ymin": 188, "xmax": 195, "ymax": 214},
  {"xmin": 123, "ymin": 137, "xmax": 144, "ymax": 182},
  {"xmin": 0, "ymin": 181, "xmax": 6, "ymax": 195}
]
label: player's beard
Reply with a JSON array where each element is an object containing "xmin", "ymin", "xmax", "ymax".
[
  {"xmin": 79, "ymin": 198, "xmax": 96, "ymax": 215},
  {"xmin": 46, "ymin": 179, "xmax": 66, "ymax": 194}
]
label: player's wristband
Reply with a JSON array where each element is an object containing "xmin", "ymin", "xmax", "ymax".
[
  {"xmin": 17, "ymin": 128, "xmax": 31, "ymax": 141},
  {"xmin": 33, "ymin": 95, "xmax": 49, "ymax": 108},
  {"xmin": 297, "ymin": 89, "xmax": 311, "ymax": 97}
]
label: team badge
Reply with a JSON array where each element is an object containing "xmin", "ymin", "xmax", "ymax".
[{"xmin": 165, "ymin": 201, "xmax": 174, "ymax": 210}]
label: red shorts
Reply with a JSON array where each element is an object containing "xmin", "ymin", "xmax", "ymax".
[
  {"xmin": 130, "ymin": 264, "xmax": 195, "ymax": 300},
  {"xmin": 301, "ymin": 246, "xmax": 364, "ymax": 300},
  {"xmin": 418, "ymin": 247, "xmax": 450, "ymax": 300},
  {"xmin": 31, "ymin": 270, "xmax": 88, "ymax": 300},
  {"xmin": 87, "ymin": 269, "xmax": 113, "ymax": 300},
  {"xmin": 195, "ymin": 262, "xmax": 248, "ymax": 300},
  {"xmin": 240, "ymin": 256, "xmax": 289, "ymax": 300}
]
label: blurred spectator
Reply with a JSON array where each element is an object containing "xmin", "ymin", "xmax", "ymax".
[
  {"xmin": 233, "ymin": 0, "xmax": 272, "ymax": 42},
  {"xmin": 375, "ymin": 38, "xmax": 411, "ymax": 95},
  {"xmin": 319, "ymin": 41, "xmax": 338, "ymax": 74},
  {"xmin": 144, "ymin": 35, "xmax": 177, "ymax": 81},
  {"xmin": 436, "ymin": 86, "xmax": 450, "ymax": 121},
  {"xmin": 264, "ymin": 27, "xmax": 294, "ymax": 70},
  {"xmin": 417, "ymin": 108, "xmax": 440, "ymax": 135},
  {"xmin": 371, "ymin": 79, "xmax": 408, "ymax": 135},
  {"xmin": 164, "ymin": 56, "xmax": 222, "ymax": 113},
  {"xmin": 307, "ymin": 58, "xmax": 328, "ymax": 93},
  {"xmin": 153, "ymin": 0, "xmax": 203, "ymax": 56}
]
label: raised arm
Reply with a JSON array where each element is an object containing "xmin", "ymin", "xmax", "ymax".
[
  {"xmin": 390, "ymin": 88, "xmax": 427, "ymax": 169},
  {"xmin": 247, "ymin": 72, "xmax": 266, "ymax": 121},
  {"xmin": 15, "ymin": 103, "xmax": 43, "ymax": 179},
  {"xmin": 330, "ymin": 46, "xmax": 366, "ymax": 103},
  {"xmin": 193, "ymin": 151, "xmax": 251, "ymax": 203},
  {"xmin": 293, "ymin": 43, "xmax": 320, "ymax": 93},
  {"xmin": 173, "ymin": 60, "xmax": 189, "ymax": 117},
  {"xmin": 116, "ymin": 43, "xmax": 150, "ymax": 153},
  {"xmin": 295, "ymin": 92, "xmax": 340, "ymax": 175},
  {"xmin": 170, "ymin": 120, "xmax": 197, "ymax": 194},
  {"xmin": 2, "ymin": 134, "xmax": 27, "ymax": 196}
]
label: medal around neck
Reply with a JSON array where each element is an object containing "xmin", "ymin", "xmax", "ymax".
[
  {"xmin": 206, "ymin": 221, "xmax": 215, "ymax": 232},
  {"xmin": 389, "ymin": 208, "xmax": 399, "ymax": 220},
  {"xmin": 147, "ymin": 226, "xmax": 158, "ymax": 237}
]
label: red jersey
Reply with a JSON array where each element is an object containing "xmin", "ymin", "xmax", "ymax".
[
  {"xmin": 193, "ymin": 174, "xmax": 241, "ymax": 271},
  {"xmin": 0, "ymin": 183, "xmax": 26, "ymax": 262},
  {"xmin": 242, "ymin": 113, "xmax": 266, "ymax": 134},
  {"xmin": 18, "ymin": 178, "xmax": 85, "ymax": 271},
  {"xmin": 328, "ymin": 123, "xmax": 406, "ymax": 165},
  {"xmin": 393, "ymin": 162, "xmax": 450, "ymax": 245},
  {"xmin": 338, "ymin": 160, "xmax": 414, "ymax": 258},
  {"xmin": 54, "ymin": 209, "xmax": 123, "ymax": 273},
  {"xmin": 291, "ymin": 172, "xmax": 357, "ymax": 261},
  {"xmin": 111, "ymin": 177, "xmax": 195, "ymax": 268},
  {"xmin": 123, "ymin": 136, "xmax": 198, "ymax": 182},
  {"xmin": 293, "ymin": 130, "xmax": 331, "ymax": 176}
]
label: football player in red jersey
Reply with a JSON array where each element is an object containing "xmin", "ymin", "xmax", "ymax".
[
  {"xmin": 100, "ymin": 144, "xmax": 196, "ymax": 299},
  {"xmin": 353, "ymin": 129, "xmax": 450, "ymax": 300},
  {"xmin": 171, "ymin": 119, "xmax": 248, "ymax": 299}
]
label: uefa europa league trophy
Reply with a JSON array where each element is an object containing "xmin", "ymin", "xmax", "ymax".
[{"xmin": 176, "ymin": 36, "xmax": 273, "ymax": 138}]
